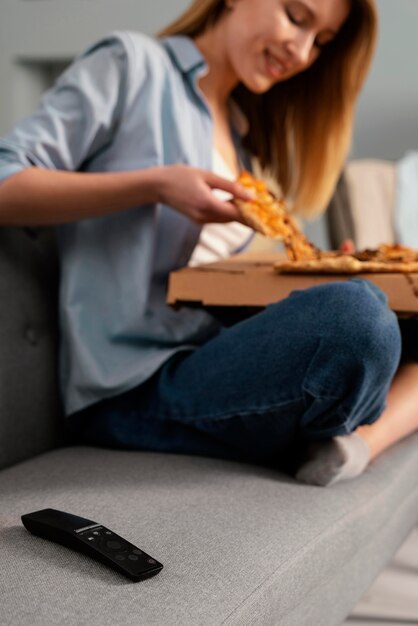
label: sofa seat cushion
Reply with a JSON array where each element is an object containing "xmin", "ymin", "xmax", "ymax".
[{"xmin": 1, "ymin": 436, "xmax": 418, "ymax": 626}]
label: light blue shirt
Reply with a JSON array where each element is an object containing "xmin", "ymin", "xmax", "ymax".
[{"xmin": 0, "ymin": 32, "xmax": 252, "ymax": 415}]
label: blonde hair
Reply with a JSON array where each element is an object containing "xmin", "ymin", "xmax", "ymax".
[{"xmin": 158, "ymin": 0, "xmax": 378, "ymax": 216}]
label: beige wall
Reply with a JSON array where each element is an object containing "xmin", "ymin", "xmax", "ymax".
[
  {"xmin": 0, "ymin": 0, "xmax": 189, "ymax": 134},
  {"xmin": 352, "ymin": 0, "xmax": 418, "ymax": 160}
]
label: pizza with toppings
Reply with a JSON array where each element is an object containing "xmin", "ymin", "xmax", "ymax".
[
  {"xmin": 234, "ymin": 171, "xmax": 418, "ymax": 274},
  {"xmin": 274, "ymin": 247, "xmax": 418, "ymax": 274},
  {"xmin": 234, "ymin": 170, "xmax": 320, "ymax": 261}
]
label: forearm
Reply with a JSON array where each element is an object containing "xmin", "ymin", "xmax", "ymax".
[{"xmin": 0, "ymin": 166, "xmax": 164, "ymax": 225}]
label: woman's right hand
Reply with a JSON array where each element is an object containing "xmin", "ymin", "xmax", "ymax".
[
  {"xmin": 155, "ymin": 164, "xmax": 254, "ymax": 225},
  {"xmin": 0, "ymin": 164, "xmax": 254, "ymax": 227}
]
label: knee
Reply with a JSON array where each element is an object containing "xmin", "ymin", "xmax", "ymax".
[
  {"xmin": 327, "ymin": 279, "xmax": 400, "ymax": 374},
  {"xmin": 290, "ymin": 279, "xmax": 402, "ymax": 376},
  {"xmin": 293, "ymin": 280, "xmax": 403, "ymax": 437}
]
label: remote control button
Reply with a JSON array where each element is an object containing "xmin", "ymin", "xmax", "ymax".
[
  {"xmin": 132, "ymin": 549, "xmax": 143, "ymax": 555},
  {"xmin": 92, "ymin": 531, "xmax": 100, "ymax": 535},
  {"xmin": 106, "ymin": 540, "xmax": 122, "ymax": 550},
  {"xmin": 87, "ymin": 537, "xmax": 95, "ymax": 541},
  {"xmin": 128, "ymin": 555, "xmax": 139, "ymax": 561},
  {"xmin": 105, "ymin": 531, "xmax": 112, "ymax": 535},
  {"xmin": 115, "ymin": 554, "xmax": 125, "ymax": 561},
  {"xmin": 147, "ymin": 559, "xmax": 156, "ymax": 564}
]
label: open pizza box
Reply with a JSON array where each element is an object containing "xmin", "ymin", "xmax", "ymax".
[{"xmin": 167, "ymin": 251, "xmax": 418, "ymax": 320}]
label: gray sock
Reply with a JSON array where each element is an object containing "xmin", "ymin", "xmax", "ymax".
[{"xmin": 295, "ymin": 432, "xmax": 371, "ymax": 487}]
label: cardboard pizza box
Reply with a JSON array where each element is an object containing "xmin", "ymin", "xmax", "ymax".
[{"xmin": 167, "ymin": 251, "xmax": 418, "ymax": 318}]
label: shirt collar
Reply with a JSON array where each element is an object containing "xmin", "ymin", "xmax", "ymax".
[
  {"xmin": 161, "ymin": 35, "xmax": 249, "ymax": 138},
  {"xmin": 161, "ymin": 35, "xmax": 208, "ymax": 75}
]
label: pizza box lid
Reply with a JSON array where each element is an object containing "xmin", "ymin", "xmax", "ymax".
[{"xmin": 167, "ymin": 251, "xmax": 418, "ymax": 317}]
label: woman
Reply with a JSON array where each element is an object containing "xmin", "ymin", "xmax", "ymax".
[{"xmin": 0, "ymin": 0, "xmax": 415, "ymax": 486}]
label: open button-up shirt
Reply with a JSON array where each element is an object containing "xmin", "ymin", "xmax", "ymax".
[{"xmin": 0, "ymin": 32, "xmax": 252, "ymax": 415}]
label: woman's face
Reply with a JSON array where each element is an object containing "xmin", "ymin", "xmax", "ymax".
[{"xmin": 222, "ymin": 0, "xmax": 351, "ymax": 93}]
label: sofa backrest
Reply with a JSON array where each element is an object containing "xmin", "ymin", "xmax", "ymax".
[
  {"xmin": 0, "ymin": 226, "xmax": 65, "ymax": 471},
  {"xmin": 345, "ymin": 159, "xmax": 396, "ymax": 249}
]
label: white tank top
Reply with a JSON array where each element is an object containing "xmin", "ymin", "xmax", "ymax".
[{"xmin": 187, "ymin": 149, "xmax": 254, "ymax": 267}]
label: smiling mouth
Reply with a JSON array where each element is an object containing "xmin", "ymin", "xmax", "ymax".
[{"xmin": 264, "ymin": 49, "xmax": 287, "ymax": 78}]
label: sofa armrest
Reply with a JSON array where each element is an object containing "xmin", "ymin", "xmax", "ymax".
[
  {"xmin": 345, "ymin": 159, "xmax": 396, "ymax": 250},
  {"xmin": 0, "ymin": 227, "xmax": 64, "ymax": 470}
]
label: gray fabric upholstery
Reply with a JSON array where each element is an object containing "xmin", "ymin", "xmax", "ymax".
[
  {"xmin": 0, "ymin": 227, "xmax": 64, "ymax": 470},
  {"xmin": 1, "ymin": 174, "xmax": 418, "ymax": 625},
  {"xmin": 1, "ymin": 436, "xmax": 418, "ymax": 626}
]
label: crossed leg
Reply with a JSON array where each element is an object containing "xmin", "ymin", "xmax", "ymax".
[{"xmin": 296, "ymin": 361, "xmax": 418, "ymax": 486}]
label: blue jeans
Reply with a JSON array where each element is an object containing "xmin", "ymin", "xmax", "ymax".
[{"xmin": 71, "ymin": 279, "xmax": 402, "ymax": 471}]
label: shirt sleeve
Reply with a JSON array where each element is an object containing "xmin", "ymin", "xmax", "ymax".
[{"xmin": 0, "ymin": 33, "xmax": 131, "ymax": 183}]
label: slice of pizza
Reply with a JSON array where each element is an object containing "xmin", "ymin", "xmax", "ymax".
[
  {"xmin": 234, "ymin": 171, "xmax": 320, "ymax": 261},
  {"xmin": 234, "ymin": 171, "xmax": 418, "ymax": 274}
]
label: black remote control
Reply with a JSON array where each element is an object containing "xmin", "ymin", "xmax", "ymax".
[{"xmin": 21, "ymin": 508, "xmax": 163, "ymax": 582}]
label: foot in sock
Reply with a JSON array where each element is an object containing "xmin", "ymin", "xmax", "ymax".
[{"xmin": 294, "ymin": 432, "xmax": 371, "ymax": 487}]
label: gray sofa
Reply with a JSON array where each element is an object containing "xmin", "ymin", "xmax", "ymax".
[{"xmin": 1, "ymin": 164, "xmax": 418, "ymax": 626}]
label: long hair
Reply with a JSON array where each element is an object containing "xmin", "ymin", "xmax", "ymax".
[{"xmin": 158, "ymin": 0, "xmax": 378, "ymax": 216}]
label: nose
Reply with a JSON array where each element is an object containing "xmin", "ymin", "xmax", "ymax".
[{"xmin": 285, "ymin": 32, "xmax": 315, "ymax": 67}]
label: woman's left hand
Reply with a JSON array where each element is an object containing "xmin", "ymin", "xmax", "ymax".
[{"xmin": 339, "ymin": 239, "xmax": 355, "ymax": 253}]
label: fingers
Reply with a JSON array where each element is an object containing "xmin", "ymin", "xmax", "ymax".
[
  {"xmin": 203, "ymin": 171, "xmax": 254, "ymax": 201},
  {"xmin": 201, "ymin": 198, "xmax": 248, "ymax": 225},
  {"xmin": 160, "ymin": 165, "xmax": 255, "ymax": 226},
  {"xmin": 339, "ymin": 238, "xmax": 355, "ymax": 253},
  {"xmin": 187, "ymin": 170, "xmax": 254, "ymax": 225}
]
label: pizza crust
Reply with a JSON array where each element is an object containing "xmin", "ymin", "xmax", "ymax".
[{"xmin": 274, "ymin": 256, "xmax": 418, "ymax": 274}]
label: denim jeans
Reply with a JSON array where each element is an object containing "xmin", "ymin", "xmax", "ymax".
[{"xmin": 70, "ymin": 279, "xmax": 402, "ymax": 471}]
